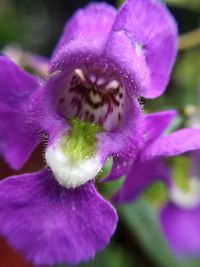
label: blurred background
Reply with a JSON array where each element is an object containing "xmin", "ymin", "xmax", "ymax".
[{"xmin": 0, "ymin": 0, "xmax": 200, "ymax": 266}]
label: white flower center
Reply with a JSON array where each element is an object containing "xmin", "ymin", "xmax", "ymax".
[
  {"xmin": 45, "ymin": 139, "xmax": 102, "ymax": 189},
  {"xmin": 45, "ymin": 119, "xmax": 103, "ymax": 188}
]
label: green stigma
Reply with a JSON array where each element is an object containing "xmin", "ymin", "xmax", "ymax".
[{"xmin": 63, "ymin": 118, "xmax": 102, "ymax": 162}]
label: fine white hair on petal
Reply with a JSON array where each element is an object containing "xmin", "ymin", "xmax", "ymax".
[
  {"xmin": 45, "ymin": 141, "xmax": 102, "ymax": 189},
  {"xmin": 169, "ymin": 178, "xmax": 200, "ymax": 209}
]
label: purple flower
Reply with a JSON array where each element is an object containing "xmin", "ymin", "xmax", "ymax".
[
  {"xmin": 110, "ymin": 110, "xmax": 200, "ymax": 255},
  {"xmin": 160, "ymin": 151, "xmax": 200, "ymax": 256},
  {"xmin": 0, "ymin": 0, "xmax": 177, "ymax": 265},
  {"xmin": 108, "ymin": 112, "xmax": 200, "ymax": 198}
]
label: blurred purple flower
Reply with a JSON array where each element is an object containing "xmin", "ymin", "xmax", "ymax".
[
  {"xmin": 0, "ymin": 0, "xmax": 178, "ymax": 266},
  {"xmin": 2, "ymin": 45, "xmax": 49, "ymax": 78},
  {"xmin": 110, "ymin": 111, "xmax": 200, "ymax": 256},
  {"xmin": 160, "ymin": 145, "xmax": 200, "ymax": 256},
  {"xmin": 106, "ymin": 111, "xmax": 200, "ymax": 201}
]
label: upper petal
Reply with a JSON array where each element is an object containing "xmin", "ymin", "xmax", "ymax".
[
  {"xmin": 105, "ymin": 29, "xmax": 150, "ymax": 97},
  {"xmin": 141, "ymin": 128, "xmax": 200, "ymax": 161},
  {"xmin": 50, "ymin": 3, "xmax": 117, "ymax": 72},
  {"xmin": 0, "ymin": 168, "xmax": 117, "ymax": 266},
  {"xmin": 160, "ymin": 202, "xmax": 200, "ymax": 256},
  {"xmin": 50, "ymin": 0, "xmax": 177, "ymax": 99},
  {"xmin": 0, "ymin": 56, "xmax": 41, "ymax": 169},
  {"xmin": 106, "ymin": 0, "xmax": 178, "ymax": 98}
]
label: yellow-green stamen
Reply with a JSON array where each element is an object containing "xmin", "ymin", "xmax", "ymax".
[{"xmin": 63, "ymin": 118, "xmax": 102, "ymax": 162}]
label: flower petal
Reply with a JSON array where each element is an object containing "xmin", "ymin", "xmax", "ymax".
[
  {"xmin": 142, "ymin": 128, "xmax": 200, "ymax": 161},
  {"xmin": 103, "ymin": 110, "xmax": 176, "ymax": 183},
  {"xmin": 0, "ymin": 168, "xmax": 118, "ymax": 266},
  {"xmin": 0, "ymin": 56, "xmax": 38, "ymax": 107},
  {"xmin": 50, "ymin": 3, "xmax": 117, "ymax": 72},
  {"xmin": 105, "ymin": 29, "xmax": 150, "ymax": 97},
  {"xmin": 144, "ymin": 110, "xmax": 177, "ymax": 141},
  {"xmin": 98, "ymin": 97, "xmax": 144, "ymax": 177},
  {"xmin": 190, "ymin": 150, "xmax": 200, "ymax": 178},
  {"xmin": 102, "ymin": 154, "xmax": 133, "ymax": 182},
  {"xmin": 0, "ymin": 56, "xmax": 40, "ymax": 169},
  {"xmin": 108, "ymin": 0, "xmax": 177, "ymax": 98},
  {"xmin": 112, "ymin": 158, "xmax": 170, "ymax": 203},
  {"xmin": 160, "ymin": 202, "xmax": 200, "ymax": 255}
]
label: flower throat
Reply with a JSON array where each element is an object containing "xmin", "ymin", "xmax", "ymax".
[{"xmin": 57, "ymin": 66, "xmax": 125, "ymax": 132}]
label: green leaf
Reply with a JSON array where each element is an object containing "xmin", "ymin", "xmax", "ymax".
[
  {"xmin": 57, "ymin": 241, "xmax": 133, "ymax": 267},
  {"xmin": 164, "ymin": 0, "xmax": 200, "ymax": 11},
  {"xmin": 116, "ymin": 0, "xmax": 124, "ymax": 7}
]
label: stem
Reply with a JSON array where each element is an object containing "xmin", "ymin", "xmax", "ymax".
[
  {"xmin": 179, "ymin": 28, "xmax": 200, "ymax": 51},
  {"xmin": 165, "ymin": 0, "xmax": 200, "ymax": 11}
]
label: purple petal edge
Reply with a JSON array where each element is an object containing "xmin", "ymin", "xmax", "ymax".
[
  {"xmin": 0, "ymin": 56, "xmax": 40, "ymax": 169},
  {"xmin": 160, "ymin": 202, "xmax": 200, "ymax": 256},
  {"xmin": 142, "ymin": 128, "xmax": 200, "ymax": 161},
  {"xmin": 0, "ymin": 168, "xmax": 118, "ymax": 266}
]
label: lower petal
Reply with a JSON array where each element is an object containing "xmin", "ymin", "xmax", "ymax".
[
  {"xmin": 0, "ymin": 168, "xmax": 117, "ymax": 266},
  {"xmin": 160, "ymin": 202, "xmax": 200, "ymax": 255}
]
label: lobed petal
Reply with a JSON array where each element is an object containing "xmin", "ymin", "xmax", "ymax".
[
  {"xmin": 0, "ymin": 168, "xmax": 118, "ymax": 266},
  {"xmin": 160, "ymin": 202, "xmax": 200, "ymax": 255},
  {"xmin": 50, "ymin": 3, "xmax": 117, "ymax": 72},
  {"xmin": 50, "ymin": 0, "xmax": 177, "ymax": 99},
  {"xmin": 105, "ymin": 29, "xmax": 150, "ymax": 97},
  {"xmin": 0, "ymin": 56, "xmax": 41, "ymax": 169},
  {"xmin": 109, "ymin": 0, "xmax": 177, "ymax": 98},
  {"xmin": 141, "ymin": 128, "xmax": 200, "ymax": 161}
]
